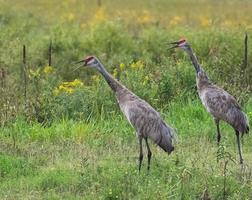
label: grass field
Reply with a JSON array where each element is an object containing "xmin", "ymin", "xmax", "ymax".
[
  {"xmin": 1, "ymin": 100, "xmax": 252, "ymax": 199},
  {"xmin": 0, "ymin": 0, "xmax": 252, "ymax": 199}
]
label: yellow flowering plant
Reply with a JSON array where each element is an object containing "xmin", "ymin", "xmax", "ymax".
[
  {"xmin": 91, "ymin": 75, "xmax": 100, "ymax": 83},
  {"xmin": 130, "ymin": 60, "xmax": 145, "ymax": 70},
  {"xmin": 29, "ymin": 69, "xmax": 41, "ymax": 79},
  {"xmin": 119, "ymin": 63, "xmax": 125, "ymax": 70},
  {"xmin": 169, "ymin": 16, "xmax": 183, "ymax": 26},
  {"xmin": 54, "ymin": 79, "xmax": 84, "ymax": 95},
  {"xmin": 137, "ymin": 10, "xmax": 153, "ymax": 24},
  {"xmin": 43, "ymin": 65, "xmax": 54, "ymax": 74},
  {"xmin": 200, "ymin": 16, "xmax": 211, "ymax": 27},
  {"xmin": 113, "ymin": 68, "xmax": 118, "ymax": 77}
]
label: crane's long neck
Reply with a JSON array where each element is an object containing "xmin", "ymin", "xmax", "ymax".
[
  {"xmin": 184, "ymin": 45, "xmax": 212, "ymax": 90},
  {"xmin": 185, "ymin": 46, "xmax": 201, "ymax": 74},
  {"xmin": 97, "ymin": 62, "xmax": 123, "ymax": 92}
]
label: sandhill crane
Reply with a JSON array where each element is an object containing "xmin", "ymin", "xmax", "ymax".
[
  {"xmin": 74, "ymin": 56, "xmax": 175, "ymax": 171},
  {"xmin": 169, "ymin": 39, "xmax": 249, "ymax": 164}
]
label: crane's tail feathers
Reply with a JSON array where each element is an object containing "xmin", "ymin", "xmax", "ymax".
[
  {"xmin": 244, "ymin": 113, "xmax": 250, "ymax": 134},
  {"xmin": 245, "ymin": 125, "xmax": 249, "ymax": 134},
  {"xmin": 235, "ymin": 111, "xmax": 250, "ymax": 135}
]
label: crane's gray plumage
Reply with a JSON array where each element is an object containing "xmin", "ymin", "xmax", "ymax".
[
  {"xmin": 170, "ymin": 39, "xmax": 249, "ymax": 164},
  {"xmin": 77, "ymin": 56, "xmax": 175, "ymax": 170}
]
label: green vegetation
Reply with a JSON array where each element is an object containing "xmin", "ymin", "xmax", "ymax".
[
  {"xmin": 0, "ymin": 0, "xmax": 252, "ymax": 199},
  {"xmin": 1, "ymin": 100, "xmax": 252, "ymax": 199}
]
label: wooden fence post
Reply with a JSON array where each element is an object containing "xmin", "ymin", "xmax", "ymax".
[
  {"xmin": 97, "ymin": 0, "xmax": 101, "ymax": 7},
  {"xmin": 22, "ymin": 45, "xmax": 28, "ymax": 111},
  {"xmin": 0, "ymin": 68, "xmax": 6, "ymax": 125},
  {"xmin": 242, "ymin": 32, "xmax": 248, "ymax": 73},
  {"xmin": 48, "ymin": 40, "xmax": 52, "ymax": 66}
]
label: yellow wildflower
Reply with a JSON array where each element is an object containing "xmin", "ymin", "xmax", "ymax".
[
  {"xmin": 170, "ymin": 16, "xmax": 183, "ymax": 26},
  {"xmin": 91, "ymin": 75, "xmax": 100, "ymax": 83},
  {"xmin": 137, "ymin": 10, "xmax": 153, "ymax": 24},
  {"xmin": 59, "ymin": 85, "xmax": 68, "ymax": 91},
  {"xmin": 62, "ymin": 81, "xmax": 68, "ymax": 86},
  {"xmin": 29, "ymin": 69, "xmax": 40, "ymax": 78},
  {"xmin": 65, "ymin": 87, "xmax": 74, "ymax": 94},
  {"xmin": 200, "ymin": 16, "xmax": 211, "ymax": 27},
  {"xmin": 62, "ymin": 79, "xmax": 83, "ymax": 87},
  {"xmin": 130, "ymin": 62, "xmax": 137, "ymax": 69},
  {"xmin": 67, "ymin": 13, "xmax": 75, "ymax": 21},
  {"xmin": 119, "ymin": 63, "xmax": 125, "ymax": 70},
  {"xmin": 113, "ymin": 68, "xmax": 118, "ymax": 77},
  {"xmin": 144, "ymin": 75, "xmax": 150, "ymax": 81},
  {"xmin": 94, "ymin": 7, "xmax": 107, "ymax": 21},
  {"xmin": 71, "ymin": 79, "xmax": 83, "ymax": 87},
  {"xmin": 53, "ymin": 88, "xmax": 60, "ymax": 96},
  {"xmin": 58, "ymin": 85, "xmax": 74, "ymax": 94},
  {"xmin": 136, "ymin": 60, "xmax": 144, "ymax": 69},
  {"xmin": 143, "ymin": 75, "xmax": 150, "ymax": 86},
  {"xmin": 56, "ymin": 79, "xmax": 83, "ymax": 95},
  {"xmin": 130, "ymin": 61, "xmax": 144, "ymax": 69},
  {"xmin": 43, "ymin": 65, "xmax": 54, "ymax": 74}
]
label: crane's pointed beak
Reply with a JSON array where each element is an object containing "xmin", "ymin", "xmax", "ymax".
[
  {"xmin": 72, "ymin": 59, "xmax": 86, "ymax": 72},
  {"xmin": 75, "ymin": 59, "xmax": 85, "ymax": 64},
  {"xmin": 168, "ymin": 41, "xmax": 179, "ymax": 50}
]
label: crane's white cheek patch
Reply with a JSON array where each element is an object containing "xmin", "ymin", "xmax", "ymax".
[
  {"xmin": 87, "ymin": 61, "xmax": 92, "ymax": 65},
  {"xmin": 178, "ymin": 41, "xmax": 186, "ymax": 47}
]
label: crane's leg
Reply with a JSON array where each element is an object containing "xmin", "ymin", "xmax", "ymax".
[
  {"xmin": 145, "ymin": 138, "xmax": 152, "ymax": 171},
  {"xmin": 214, "ymin": 118, "xmax": 221, "ymax": 144},
  {"xmin": 235, "ymin": 130, "xmax": 243, "ymax": 164},
  {"xmin": 138, "ymin": 137, "xmax": 143, "ymax": 172}
]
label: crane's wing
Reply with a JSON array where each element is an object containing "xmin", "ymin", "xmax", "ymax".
[
  {"xmin": 203, "ymin": 86, "xmax": 249, "ymax": 134},
  {"xmin": 204, "ymin": 86, "xmax": 241, "ymax": 114},
  {"xmin": 122, "ymin": 97, "xmax": 175, "ymax": 153}
]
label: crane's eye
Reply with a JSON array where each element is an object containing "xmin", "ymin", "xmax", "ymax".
[{"xmin": 93, "ymin": 59, "xmax": 98, "ymax": 64}]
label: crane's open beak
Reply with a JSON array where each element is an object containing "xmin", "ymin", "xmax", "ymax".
[
  {"xmin": 168, "ymin": 41, "xmax": 179, "ymax": 50},
  {"xmin": 72, "ymin": 59, "xmax": 86, "ymax": 72}
]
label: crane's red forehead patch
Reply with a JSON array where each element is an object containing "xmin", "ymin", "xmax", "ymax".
[
  {"xmin": 84, "ymin": 56, "xmax": 94, "ymax": 62},
  {"xmin": 178, "ymin": 38, "xmax": 186, "ymax": 43}
]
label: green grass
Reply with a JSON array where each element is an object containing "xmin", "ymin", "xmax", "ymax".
[{"xmin": 1, "ymin": 99, "xmax": 252, "ymax": 199}]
